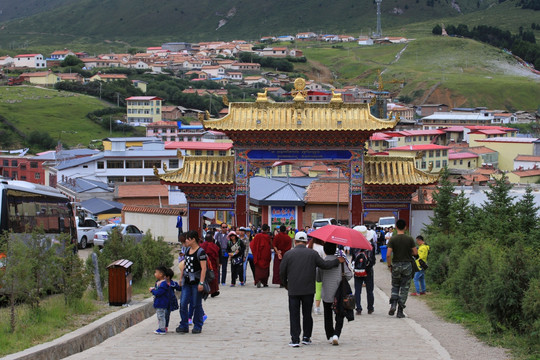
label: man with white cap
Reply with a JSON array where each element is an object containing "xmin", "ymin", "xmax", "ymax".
[
  {"xmin": 279, "ymin": 231, "xmax": 345, "ymax": 347},
  {"xmin": 352, "ymin": 225, "xmax": 376, "ymax": 315}
]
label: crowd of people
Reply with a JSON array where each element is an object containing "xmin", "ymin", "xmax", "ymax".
[{"xmin": 150, "ymin": 219, "xmax": 429, "ymax": 346}]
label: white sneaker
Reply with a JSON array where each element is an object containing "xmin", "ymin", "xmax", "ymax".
[
  {"xmin": 332, "ymin": 335, "xmax": 339, "ymax": 346},
  {"xmin": 314, "ymin": 307, "xmax": 321, "ymax": 315}
]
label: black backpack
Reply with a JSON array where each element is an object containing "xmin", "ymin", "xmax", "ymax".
[{"xmin": 353, "ymin": 251, "xmax": 371, "ymax": 277}]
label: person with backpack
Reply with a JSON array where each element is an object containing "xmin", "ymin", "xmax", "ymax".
[
  {"xmin": 176, "ymin": 230, "xmax": 207, "ymax": 334},
  {"xmin": 410, "ymin": 235, "xmax": 429, "ymax": 296},
  {"xmin": 352, "ymin": 225, "xmax": 376, "ymax": 315}
]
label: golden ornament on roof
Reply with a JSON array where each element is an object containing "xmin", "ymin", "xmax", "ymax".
[
  {"xmin": 256, "ymin": 89, "xmax": 268, "ymax": 103},
  {"xmin": 294, "ymin": 78, "xmax": 306, "ymax": 91}
]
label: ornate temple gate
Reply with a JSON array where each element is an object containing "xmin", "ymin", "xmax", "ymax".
[{"xmin": 158, "ymin": 80, "xmax": 437, "ymax": 233}]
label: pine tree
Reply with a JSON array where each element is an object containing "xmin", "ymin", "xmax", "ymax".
[
  {"xmin": 428, "ymin": 167, "xmax": 455, "ymax": 235},
  {"xmin": 515, "ymin": 186, "xmax": 540, "ymax": 247},
  {"xmin": 481, "ymin": 175, "xmax": 515, "ymax": 246}
]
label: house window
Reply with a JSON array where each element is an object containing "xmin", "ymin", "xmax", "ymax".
[
  {"xmin": 442, "ymin": 150, "xmax": 447, "ymax": 156},
  {"xmin": 468, "ymin": 161, "xmax": 471, "ymax": 168},
  {"xmin": 413, "ymin": 136, "xmax": 417, "ymax": 141},
  {"xmin": 21, "ymin": 164, "xmax": 27, "ymax": 170},
  {"xmin": 11, "ymin": 160, "xmax": 18, "ymax": 167},
  {"xmin": 125, "ymin": 176, "xmax": 143, "ymax": 182},
  {"xmin": 421, "ymin": 161, "xmax": 426, "ymax": 169},
  {"xmin": 436, "ymin": 160, "xmax": 441, "ymax": 168},
  {"xmin": 97, "ymin": 161, "xmax": 104, "ymax": 169},
  {"xmin": 125, "ymin": 160, "xmax": 143, "ymax": 168},
  {"xmin": 107, "ymin": 160, "xmax": 124, "ymax": 168},
  {"xmin": 374, "ymin": 141, "xmax": 380, "ymax": 147},
  {"xmin": 35, "ymin": 173, "xmax": 41, "ymax": 179},
  {"xmin": 3, "ymin": 160, "xmax": 8, "ymax": 166},
  {"xmin": 107, "ymin": 176, "xmax": 124, "ymax": 184},
  {"xmin": 460, "ymin": 160, "xmax": 463, "ymax": 165},
  {"xmin": 207, "ymin": 150, "xmax": 214, "ymax": 156},
  {"xmin": 144, "ymin": 160, "xmax": 161, "ymax": 168},
  {"xmin": 30, "ymin": 162, "xmax": 38, "ymax": 168},
  {"xmin": 195, "ymin": 150, "xmax": 203, "ymax": 155},
  {"xmin": 11, "ymin": 171, "xmax": 18, "ymax": 179},
  {"xmin": 454, "ymin": 160, "xmax": 457, "ymax": 165},
  {"xmin": 405, "ymin": 137, "xmax": 412, "ymax": 143},
  {"xmin": 429, "ymin": 151, "xmax": 434, "ymax": 158},
  {"xmin": 169, "ymin": 159, "xmax": 179, "ymax": 168},
  {"xmin": 424, "ymin": 136, "xmax": 428, "ymax": 141},
  {"xmin": 442, "ymin": 160, "xmax": 447, "ymax": 167},
  {"xmin": 435, "ymin": 150, "xmax": 441, "ymax": 157},
  {"xmin": 219, "ymin": 151, "xmax": 227, "ymax": 156},
  {"xmin": 21, "ymin": 176, "xmax": 26, "ymax": 180}
]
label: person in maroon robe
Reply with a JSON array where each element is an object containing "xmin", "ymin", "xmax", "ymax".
[
  {"xmin": 272, "ymin": 225, "xmax": 292, "ymax": 286},
  {"xmin": 200, "ymin": 233, "xmax": 220, "ymax": 297},
  {"xmin": 250, "ymin": 223, "xmax": 272, "ymax": 287}
]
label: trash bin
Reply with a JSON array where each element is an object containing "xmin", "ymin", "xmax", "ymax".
[
  {"xmin": 107, "ymin": 259, "xmax": 133, "ymax": 306},
  {"xmin": 380, "ymin": 245, "xmax": 387, "ymax": 262}
]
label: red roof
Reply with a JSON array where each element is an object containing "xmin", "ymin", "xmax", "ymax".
[
  {"xmin": 15, "ymin": 54, "xmax": 41, "ymax": 57},
  {"xmin": 469, "ymin": 129, "xmax": 507, "ymax": 135},
  {"xmin": 125, "ymin": 96, "xmax": 163, "ymax": 101},
  {"xmin": 512, "ymin": 169, "xmax": 540, "ymax": 177},
  {"xmin": 147, "ymin": 121, "xmax": 177, "ymax": 127},
  {"xmin": 397, "ymin": 130, "xmax": 445, "ymax": 136},
  {"xmin": 305, "ymin": 180, "xmax": 350, "ymax": 204},
  {"xmin": 465, "ymin": 125, "xmax": 517, "ymax": 131},
  {"xmin": 448, "ymin": 152, "xmax": 479, "ymax": 160},
  {"xmin": 389, "ymin": 144, "xmax": 450, "ymax": 151},
  {"xmin": 164, "ymin": 142, "xmax": 233, "ymax": 151},
  {"xmin": 466, "ymin": 146, "xmax": 497, "ymax": 155},
  {"xmin": 515, "ymin": 155, "xmax": 540, "ymax": 162},
  {"xmin": 370, "ymin": 133, "xmax": 390, "ymax": 141},
  {"xmin": 116, "ymin": 184, "xmax": 169, "ymax": 198},
  {"xmin": 442, "ymin": 126, "xmax": 465, "ymax": 132}
]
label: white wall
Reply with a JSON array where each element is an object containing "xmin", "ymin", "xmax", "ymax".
[
  {"xmin": 123, "ymin": 212, "xmax": 187, "ymax": 242},
  {"xmin": 410, "ymin": 209, "xmax": 433, "ymax": 238}
]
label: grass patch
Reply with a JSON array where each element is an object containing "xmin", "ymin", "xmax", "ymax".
[
  {"xmin": 0, "ymin": 292, "xmax": 105, "ymax": 357},
  {"xmin": 0, "ymin": 86, "xmax": 144, "ymax": 149},
  {"xmin": 424, "ymin": 290, "xmax": 540, "ymax": 360}
]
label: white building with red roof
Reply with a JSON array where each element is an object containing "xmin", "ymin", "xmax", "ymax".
[
  {"xmin": 13, "ymin": 54, "xmax": 46, "ymax": 68},
  {"xmin": 164, "ymin": 141, "xmax": 233, "ymax": 156},
  {"xmin": 514, "ymin": 155, "xmax": 540, "ymax": 170}
]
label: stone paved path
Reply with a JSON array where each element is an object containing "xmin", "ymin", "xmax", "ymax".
[{"xmin": 66, "ymin": 256, "xmax": 510, "ymax": 360}]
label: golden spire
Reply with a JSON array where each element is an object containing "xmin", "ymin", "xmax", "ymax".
[{"xmin": 291, "ymin": 78, "xmax": 308, "ymax": 102}]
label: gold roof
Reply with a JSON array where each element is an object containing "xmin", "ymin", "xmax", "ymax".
[
  {"xmin": 158, "ymin": 156, "xmax": 234, "ymax": 185},
  {"xmin": 202, "ymin": 101, "xmax": 398, "ymax": 132},
  {"xmin": 364, "ymin": 156, "xmax": 439, "ymax": 185}
]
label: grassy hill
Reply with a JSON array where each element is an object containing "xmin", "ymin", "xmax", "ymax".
[
  {"xmin": 0, "ymin": 86, "xmax": 143, "ymax": 151},
  {"xmin": 295, "ymin": 33, "xmax": 540, "ymax": 111},
  {"xmin": 1, "ymin": 0, "xmax": 521, "ymax": 48}
]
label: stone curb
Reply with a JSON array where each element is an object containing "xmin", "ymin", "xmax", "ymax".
[{"xmin": 2, "ymin": 298, "xmax": 156, "ymax": 360}]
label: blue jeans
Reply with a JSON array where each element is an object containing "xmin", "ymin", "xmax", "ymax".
[
  {"xmin": 414, "ymin": 270, "xmax": 426, "ymax": 293},
  {"xmin": 354, "ymin": 268, "xmax": 374, "ymax": 312},
  {"xmin": 156, "ymin": 308, "xmax": 166, "ymax": 331},
  {"xmin": 180, "ymin": 283, "xmax": 203, "ymax": 330},
  {"xmin": 244, "ymin": 254, "xmax": 255, "ymax": 282},
  {"xmin": 219, "ymin": 255, "xmax": 228, "ymax": 284}
]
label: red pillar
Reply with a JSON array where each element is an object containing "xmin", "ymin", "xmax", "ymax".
[
  {"xmin": 262, "ymin": 205, "xmax": 269, "ymax": 226},
  {"xmin": 351, "ymin": 194, "xmax": 363, "ymax": 226},
  {"xmin": 188, "ymin": 206, "xmax": 200, "ymax": 236},
  {"xmin": 236, "ymin": 194, "xmax": 248, "ymax": 228},
  {"xmin": 296, "ymin": 206, "xmax": 303, "ymax": 230},
  {"xmin": 399, "ymin": 205, "xmax": 411, "ymax": 227}
]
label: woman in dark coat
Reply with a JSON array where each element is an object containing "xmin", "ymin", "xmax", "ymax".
[{"xmin": 200, "ymin": 234, "xmax": 220, "ymax": 297}]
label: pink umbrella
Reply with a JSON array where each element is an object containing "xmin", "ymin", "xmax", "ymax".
[{"xmin": 309, "ymin": 225, "xmax": 372, "ymax": 250}]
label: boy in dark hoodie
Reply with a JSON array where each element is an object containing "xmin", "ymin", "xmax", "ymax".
[
  {"xmin": 149, "ymin": 266, "xmax": 170, "ymax": 334},
  {"xmin": 165, "ymin": 268, "xmax": 181, "ymax": 332}
]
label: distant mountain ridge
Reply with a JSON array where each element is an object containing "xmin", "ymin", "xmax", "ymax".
[{"xmin": 1, "ymin": 0, "xmax": 507, "ymax": 45}]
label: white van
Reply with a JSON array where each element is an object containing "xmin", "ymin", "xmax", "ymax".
[
  {"xmin": 312, "ymin": 218, "xmax": 337, "ymax": 229},
  {"xmin": 377, "ymin": 216, "xmax": 396, "ymax": 229}
]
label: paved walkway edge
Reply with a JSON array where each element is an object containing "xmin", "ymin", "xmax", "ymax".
[
  {"xmin": 374, "ymin": 286, "xmax": 452, "ymax": 360},
  {"xmin": 3, "ymin": 298, "xmax": 156, "ymax": 360}
]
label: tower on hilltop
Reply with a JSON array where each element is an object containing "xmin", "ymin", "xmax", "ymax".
[{"xmin": 374, "ymin": 0, "xmax": 382, "ymax": 38}]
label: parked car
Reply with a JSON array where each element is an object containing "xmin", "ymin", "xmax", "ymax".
[
  {"xmin": 377, "ymin": 216, "xmax": 396, "ymax": 230},
  {"xmin": 312, "ymin": 218, "xmax": 337, "ymax": 229},
  {"xmin": 76, "ymin": 218, "xmax": 101, "ymax": 249},
  {"xmin": 93, "ymin": 224, "xmax": 144, "ymax": 248}
]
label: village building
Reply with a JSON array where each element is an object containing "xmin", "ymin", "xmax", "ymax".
[
  {"xmin": 13, "ymin": 54, "xmax": 46, "ymax": 68},
  {"xmin": 125, "ymin": 96, "xmax": 163, "ymax": 125},
  {"xmin": 475, "ymin": 137, "xmax": 540, "ymax": 171}
]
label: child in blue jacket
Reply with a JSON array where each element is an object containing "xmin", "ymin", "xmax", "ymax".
[
  {"xmin": 165, "ymin": 268, "xmax": 180, "ymax": 331},
  {"xmin": 149, "ymin": 266, "xmax": 170, "ymax": 334}
]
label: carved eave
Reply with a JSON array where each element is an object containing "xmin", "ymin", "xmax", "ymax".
[
  {"xmin": 365, "ymin": 156, "xmax": 439, "ymax": 186},
  {"xmin": 202, "ymin": 101, "xmax": 397, "ymax": 133},
  {"xmin": 158, "ymin": 155, "xmax": 235, "ymax": 185}
]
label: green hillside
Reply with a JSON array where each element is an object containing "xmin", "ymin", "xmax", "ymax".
[
  {"xmin": 0, "ymin": 86, "xmax": 142, "ymax": 151},
  {"xmin": 296, "ymin": 34, "xmax": 540, "ymax": 111},
  {"xmin": 0, "ymin": 0, "xmax": 518, "ymax": 47}
]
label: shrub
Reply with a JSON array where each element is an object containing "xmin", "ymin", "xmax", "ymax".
[{"xmin": 522, "ymin": 278, "xmax": 540, "ymax": 339}]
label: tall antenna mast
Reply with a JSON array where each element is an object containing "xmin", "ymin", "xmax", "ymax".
[{"xmin": 375, "ymin": 0, "xmax": 382, "ymax": 38}]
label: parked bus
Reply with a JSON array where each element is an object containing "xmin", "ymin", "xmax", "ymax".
[{"xmin": 0, "ymin": 178, "xmax": 77, "ymax": 243}]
